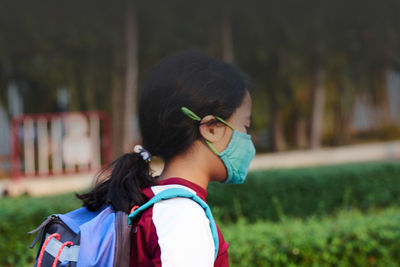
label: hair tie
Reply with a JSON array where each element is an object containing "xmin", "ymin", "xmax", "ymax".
[{"xmin": 133, "ymin": 145, "xmax": 152, "ymax": 163}]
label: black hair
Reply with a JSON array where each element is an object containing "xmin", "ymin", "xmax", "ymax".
[{"xmin": 77, "ymin": 51, "xmax": 252, "ymax": 213}]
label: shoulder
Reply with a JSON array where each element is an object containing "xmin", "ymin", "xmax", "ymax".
[
  {"xmin": 150, "ymin": 184, "xmax": 209, "ymax": 224},
  {"xmin": 150, "ymin": 185, "xmax": 215, "ymax": 266},
  {"xmin": 151, "ymin": 184, "xmax": 213, "ymax": 239},
  {"xmin": 153, "ymin": 194, "xmax": 211, "ymax": 229}
]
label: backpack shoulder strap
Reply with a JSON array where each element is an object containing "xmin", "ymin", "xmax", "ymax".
[{"xmin": 128, "ymin": 187, "xmax": 219, "ymax": 261}]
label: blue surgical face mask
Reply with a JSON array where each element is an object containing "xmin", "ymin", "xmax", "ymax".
[{"xmin": 181, "ymin": 107, "xmax": 256, "ymax": 184}]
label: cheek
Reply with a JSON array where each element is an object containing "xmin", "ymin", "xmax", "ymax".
[
  {"xmin": 220, "ymin": 129, "xmax": 234, "ymax": 151},
  {"xmin": 214, "ymin": 129, "xmax": 233, "ymax": 153},
  {"xmin": 236, "ymin": 125, "xmax": 247, "ymax": 134}
]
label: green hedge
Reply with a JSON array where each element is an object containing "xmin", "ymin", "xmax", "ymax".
[
  {"xmin": 3, "ymin": 198, "xmax": 397, "ymax": 266},
  {"xmin": 1, "ymin": 161, "xmax": 400, "ymax": 266},
  {"xmin": 207, "ymin": 161, "xmax": 400, "ymax": 222},
  {"xmin": 222, "ymin": 207, "xmax": 400, "ymax": 266}
]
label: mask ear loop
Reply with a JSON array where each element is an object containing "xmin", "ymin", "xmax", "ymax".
[
  {"xmin": 214, "ymin": 116, "xmax": 235, "ymax": 131},
  {"xmin": 181, "ymin": 107, "xmax": 235, "ymax": 156}
]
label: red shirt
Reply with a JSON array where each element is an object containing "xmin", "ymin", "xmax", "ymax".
[{"xmin": 130, "ymin": 178, "xmax": 229, "ymax": 267}]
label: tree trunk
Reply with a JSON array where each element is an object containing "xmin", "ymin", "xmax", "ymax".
[
  {"xmin": 273, "ymin": 112, "xmax": 287, "ymax": 151},
  {"xmin": 310, "ymin": 68, "xmax": 325, "ymax": 149},
  {"xmin": 335, "ymin": 86, "xmax": 354, "ymax": 145},
  {"xmin": 85, "ymin": 72, "xmax": 96, "ymax": 110},
  {"xmin": 295, "ymin": 118, "xmax": 308, "ymax": 149},
  {"xmin": 221, "ymin": 0, "xmax": 233, "ymax": 63},
  {"xmin": 123, "ymin": 0, "xmax": 140, "ymax": 151},
  {"xmin": 271, "ymin": 94, "xmax": 287, "ymax": 151},
  {"xmin": 111, "ymin": 70, "xmax": 124, "ymax": 159},
  {"xmin": 310, "ymin": 1, "xmax": 326, "ymax": 150}
]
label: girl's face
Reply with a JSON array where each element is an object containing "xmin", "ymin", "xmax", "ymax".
[
  {"xmin": 226, "ymin": 91, "xmax": 252, "ymax": 135},
  {"xmin": 207, "ymin": 91, "xmax": 252, "ymax": 182},
  {"xmin": 213, "ymin": 91, "xmax": 252, "ymax": 152}
]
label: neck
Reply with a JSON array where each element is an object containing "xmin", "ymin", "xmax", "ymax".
[{"xmin": 158, "ymin": 148, "xmax": 211, "ymax": 190}]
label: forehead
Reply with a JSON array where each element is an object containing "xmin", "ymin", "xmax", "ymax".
[
  {"xmin": 237, "ymin": 91, "xmax": 252, "ymax": 116},
  {"xmin": 231, "ymin": 91, "xmax": 252, "ymax": 121}
]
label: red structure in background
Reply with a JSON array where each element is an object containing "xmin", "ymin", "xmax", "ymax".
[{"xmin": 10, "ymin": 111, "xmax": 112, "ymax": 180}]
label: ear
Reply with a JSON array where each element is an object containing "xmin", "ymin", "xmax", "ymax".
[{"xmin": 199, "ymin": 115, "xmax": 227, "ymax": 143}]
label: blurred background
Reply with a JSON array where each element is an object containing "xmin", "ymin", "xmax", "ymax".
[{"xmin": 1, "ymin": 0, "xmax": 400, "ymax": 266}]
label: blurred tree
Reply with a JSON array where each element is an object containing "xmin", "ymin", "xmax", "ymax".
[
  {"xmin": 0, "ymin": 0, "xmax": 399, "ymax": 156},
  {"xmin": 122, "ymin": 0, "xmax": 140, "ymax": 152},
  {"xmin": 309, "ymin": 0, "xmax": 327, "ymax": 150},
  {"xmin": 221, "ymin": 0, "xmax": 233, "ymax": 63}
]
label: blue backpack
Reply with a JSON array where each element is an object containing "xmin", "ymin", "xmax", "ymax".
[{"xmin": 29, "ymin": 188, "xmax": 219, "ymax": 267}]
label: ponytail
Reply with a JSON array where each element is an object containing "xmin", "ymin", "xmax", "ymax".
[{"xmin": 76, "ymin": 152, "xmax": 157, "ymax": 213}]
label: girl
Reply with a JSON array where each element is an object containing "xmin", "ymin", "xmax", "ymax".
[{"xmin": 78, "ymin": 51, "xmax": 255, "ymax": 266}]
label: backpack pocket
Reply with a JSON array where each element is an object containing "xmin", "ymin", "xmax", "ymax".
[{"xmin": 30, "ymin": 216, "xmax": 80, "ymax": 267}]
